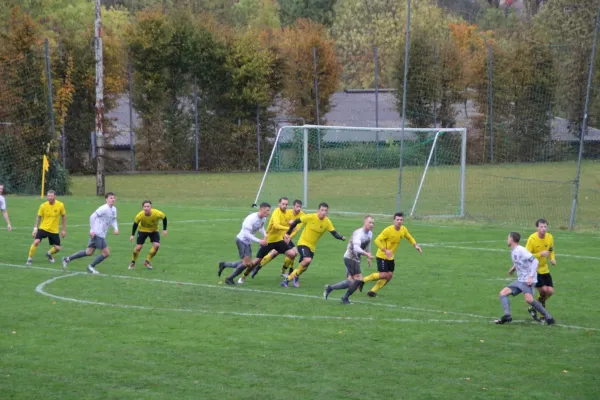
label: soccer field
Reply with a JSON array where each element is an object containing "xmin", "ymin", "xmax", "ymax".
[{"xmin": 1, "ymin": 172, "xmax": 599, "ymax": 399}]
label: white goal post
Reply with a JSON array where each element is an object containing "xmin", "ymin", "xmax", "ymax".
[{"xmin": 253, "ymin": 125, "xmax": 467, "ymax": 218}]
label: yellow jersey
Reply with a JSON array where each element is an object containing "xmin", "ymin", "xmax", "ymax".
[
  {"xmin": 525, "ymin": 232, "xmax": 555, "ymax": 275},
  {"xmin": 37, "ymin": 200, "xmax": 66, "ymax": 234},
  {"xmin": 297, "ymin": 213, "xmax": 335, "ymax": 252},
  {"xmin": 374, "ymin": 225, "xmax": 416, "ymax": 260},
  {"xmin": 134, "ymin": 209, "xmax": 166, "ymax": 233},
  {"xmin": 288, "ymin": 209, "xmax": 306, "ymax": 239},
  {"xmin": 266, "ymin": 208, "xmax": 291, "ymax": 243}
]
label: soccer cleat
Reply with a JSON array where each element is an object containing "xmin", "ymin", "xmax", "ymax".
[
  {"xmin": 87, "ymin": 265, "xmax": 100, "ymax": 274},
  {"xmin": 280, "ymin": 279, "xmax": 289, "ymax": 288},
  {"xmin": 128, "ymin": 262, "xmax": 135, "ymax": 270},
  {"xmin": 341, "ymin": 297, "xmax": 352, "ymax": 305},
  {"xmin": 26, "ymin": 258, "xmax": 32, "ymax": 265},
  {"xmin": 494, "ymin": 314, "xmax": 513, "ymax": 324},
  {"xmin": 237, "ymin": 276, "xmax": 245, "ymax": 284},
  {"xmin": 251, "ymin": 266, "xmax": 261, "ymax": 279},
  {"xmin": 545, "ymin": 318, "xmax": 556, "ymax": 326},
  {"xmin": 528, "ymin": 306, "xmax": 541, "ymax": 322},
  {"xmin": 323, "ymin": 285, "xmax": 332, "ymax": 300},
  {"xmin": 292, "ymin": 276, "xmax": 299, "ymax": 288},
  {"xmin": 46, "ymin": 252, "xmax": 55, "ymax": 263},
  {"xmin": 366, "ymin": 291, "xmax": 377, "ymax": 298},
  {"xmin": 218, "ymin": 262, "xmax": 225, "ymax": 277},
  {"xmin": 225, "ymin": 277, "xmax": 235, "ymax": 285},
  {"xmin": 144, "ymin": 260, "xmax": 153, "ymax": 270},
  {"xmin": 61, "ymin": 257, "xmax": 69, "ymax": 271}
]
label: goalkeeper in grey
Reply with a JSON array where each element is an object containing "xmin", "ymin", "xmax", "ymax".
[
  {"xmin": 323, "ymin": 215, "xmax": 374, "ymax": 304},
  {"xmin": 495, "ymin": 232, "xmax": 555, "ymax": 325}
]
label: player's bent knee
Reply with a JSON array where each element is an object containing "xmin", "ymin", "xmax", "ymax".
[
  {"xmin": 524, "ymin": 293, "xmax": 534, "ymax": 303},
  {"xmin": 86, "ymin": 248, "xmax": 95, "ymax": 256},
  {"xmin": 102, "ymin": 249, "xmax": 111, "ymax": 257},
  {"xmin": 33, "ymin": 240, "xmax": 41, "ymax": 246},
  {"xmin": 54, "ymin": 246, "xmax": 61, "ymax": 251},
  {"xmin": 545, "ymin": 287, "xmax": 554, "ymax": 296}
]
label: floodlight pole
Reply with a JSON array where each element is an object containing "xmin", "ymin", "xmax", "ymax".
[
  {"xmin": 397, "ymin": 0, "xmax": 411, "ymax": 212},
  {"xmin": 94, "ymin": 0, "xmax": 105, "ymax": 196}
]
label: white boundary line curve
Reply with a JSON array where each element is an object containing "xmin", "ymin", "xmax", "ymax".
[{"xmin": 2, "ymin": 262, "xmax": 599, "ymax": 331}]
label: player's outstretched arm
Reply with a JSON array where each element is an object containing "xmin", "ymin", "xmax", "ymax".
[{"xmin": 329, "ymin": 230, "xmax": 345, "ymax": 241}]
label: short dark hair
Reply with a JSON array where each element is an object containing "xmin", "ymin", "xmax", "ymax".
[
  {"xmin": 278, "ymin": 197, "xmax": 288, "ymax": 203},
  {"xmin": 394, "ymin": 212, "xmax": 404, "ymax": 219},
  {"xmin": 142, "ymin": 200, "xmax": 152, "ymax": 206},
  {"xmin": 318, "ymin": 202, "xmax": 329, "ymax": 209},
  {"xmin": 293, "ymin": 199, "xmax": 302, "ymax": 206},
  {"xmin": 509, "ymin": 232, "xmax": 521, "ymax": 243},
  {"xmin": 535, "ymin": 218, "xmax": 548, "ymax": 227},
  {"xmin": 259, "ymin": 202, "xmax": 271, "ymax": 208},
  {"xmin": 47, "ymin": 190, "xmax": 55, "ymax": 195},
  {"xmin": 105, "ymin": 192, "xmax": 115, "ymax": 199}
]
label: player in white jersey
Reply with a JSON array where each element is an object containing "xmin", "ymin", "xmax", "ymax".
[
  {"xmin": 62, "ymin": 192, "xmax": 119, "ymax": 274},
  {"xmin": 218, "ymin": 202, "xmax": 270, "ymax": 285},
  {"xmin": 495, "ymin": 232, "xmax": 555, "ymax": 325},
  {"xmin": 0, "ymin": 184, "xmax": 12, "ymax": 231},
  {"xmin": 324, "ymin": 216, "xmax": 374, "ymax": 304}
]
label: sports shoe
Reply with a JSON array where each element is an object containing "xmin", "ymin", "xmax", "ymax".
[
  {"xmin": 494, "ymin": 314, "xmax": 513, "ymax": 324},
  {"xmin": 46, "ymin": 252, "xmax": 55, "ymax": 263},
  {"xmin": 144, "ymin": 260, "xmax": 153, "ymax": 270},
  {"xmin": 528, "ymin": 306, "xmax": 541, "ymax": 322},
  {"xmin": 280, "ymin": 272, "xmax": 289, "ymax": 279},
  {"xmin": 237, "ymin": 276, "xmax": 246, "ymax": 284},
  {"xmin": 367, "ymin": 291, "xmax": 377, "ymax": 298},
  {"xmin": 293, "ymin": 276, "xmax": 299, "ymax": 288},
  {"xmin": 341, "ymin": 297, "xmax": 352, "ymax": 305},
  {"xmin": 323, "ymin": 285, "xmax": 332, "ymax": 300},
  {"xmin": 218, "ymin": 262, "xmax": 225, "ymax": 277},
  {"xmin": 61, "ymin": 257, "xmax": 69, "ymax": 271},
  {"xmin": 280, "ymin": 279, "xmax": 289, "ymax": 288},
  {"xmin": 26, "ymin": 258, "xmax": 32, "ymax": 265},
  {"xmin": 545, "ymin": 318, "xmax": 556, "ymax": 326},
  {"xmin": 128, "ymin": 262, "xmax": 135, "ymax": 270},
  {"xmin": 225, "ymin": 277, "xmax": 235, "ymax": 285},
  {"xmin": 87, "ymin": 265, "xmax": 100, "ymax": 274},
  {"xmin": 251, "ymin": 266, "xmax": 261, "ymax": 279}
]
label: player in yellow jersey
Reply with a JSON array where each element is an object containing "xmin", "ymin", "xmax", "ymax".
[
  {"xmin": 128, "ymin": 200, "xmax": 167, "ymax": 270},
  {"xmin": 236, "ymin": 197, "xmax": 298, "ymax": 283},
  {"xmin": 281, "ymin": 202, "xmax": 346, "ymax": 288},
  {"xmin": 362, "ymin": 212, "xmax": 422, "ymax": 297},
  {"xmin": 525, "ymin": 218, "xmax": 556, "ymax": 321},
  {"xmin": 27, "ymin": 190, "xmax": 67, "ymax": 265},
  {"xmin": 250, "ymin": 199, "xmax": 305, "ymax": 279}
]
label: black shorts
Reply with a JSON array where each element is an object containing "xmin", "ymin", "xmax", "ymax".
[
  {"xmin": 35, "ymin": 229, "xmax": 60, "ymax": 246},
  {"xmin": 287, "ymin": 240, "xmax": 295, "ymax": 250},
  {"xmin": 376, "ymin": 257, "xmax": 395, "ymax": 273},
  {"xmin": 256, "ymin": 241, "xmax": 289, "ymax": 259},
  {"xmin": 137, "ymin": 231, "xmax": 160, "ymax": 245},
  {"xmin": 535, "ymin": 273, "xmax": 553, "ymax": 288},
  {"xmin": 297, "ymin": 245, "xmax": 314, "ymax": 262}
]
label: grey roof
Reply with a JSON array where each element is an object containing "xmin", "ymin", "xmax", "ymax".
[{"xmin": 106, "ymin": 92, "xmax": 599, "ymax": 146}]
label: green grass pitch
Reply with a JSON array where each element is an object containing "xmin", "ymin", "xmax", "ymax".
[{"xmin": 1, "ymin": 170, "xmax": 599, "ymax": 399}]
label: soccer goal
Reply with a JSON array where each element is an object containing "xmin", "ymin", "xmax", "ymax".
[{"xmin": 253, "ymin": 125, "xmax": 467, "ymax": 218}]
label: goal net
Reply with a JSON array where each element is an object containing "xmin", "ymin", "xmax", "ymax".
[{"xmin": 253, "ymin": 125, "xmax": 467, "ymax": 218}]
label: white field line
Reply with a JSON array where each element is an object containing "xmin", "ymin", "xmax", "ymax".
[
  {"xmin": 5, "ymin": 218, "xmax": 240, "ymax": 230},
  {"xmin": 2, "ymin": 262, "xmax": 599, "ymax": 331},
  {"xmin": 421, "ymin": 244, "xmax": 600, "ymax": 261}
]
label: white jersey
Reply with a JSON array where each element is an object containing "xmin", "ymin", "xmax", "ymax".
[
  {"xmin": 90, "ymin": 204, "xmax": 118, "ymax": 238},
  {"xmin": 236, "ymin": 212, "xmax": 267, "ymax": 245},
  {"xmin": 0, "ymin": 195, "xmax": 5, "ymax": 211},
  {"xmin": 511, "ymin": 245, "xmax": 538, "ymax": 283},
  {"xmin": 344, "ymin": 228, "xmax": 372, "ymax": 262}
]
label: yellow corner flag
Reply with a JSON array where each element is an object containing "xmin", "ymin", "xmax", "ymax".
[{"xmin": 41, "ymin": 155, "xmax": 49, "ymax": 198}]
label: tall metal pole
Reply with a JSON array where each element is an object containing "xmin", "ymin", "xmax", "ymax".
[
  {"xmin": 313, "ymin": 47, "xmax": 322, "ymax": 170},
  {"xmin": 569, "ymin": 7, "xmax": 600, "ymax": 230},
  {"xmin": 94, "ymin": 0, "xmax": 105, "ymax": 196},
  {"xmin": 128, "ymin": 53, "xmax": 134, "ymax": 171},
  {"xmin": 256, "ymin": 106, "xmax": 261, "ymax": 171},
  {"xmin": 374, "ymin": 46, "xmax": 380, "ymax": 168},
  {"xmin": 194, "ymin": 74, "xmax": 199, "ymax": 171},
  {"xmin": 44, "ymin": 39, "xmax": 56, "ymax": 148},
  {"xmin": 488, "ymin": 43, "xmax": 494, "ymax": 163},
  {"xmin": 397, "ymin": 0, "xmax": 411, "ymax": 212}
]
